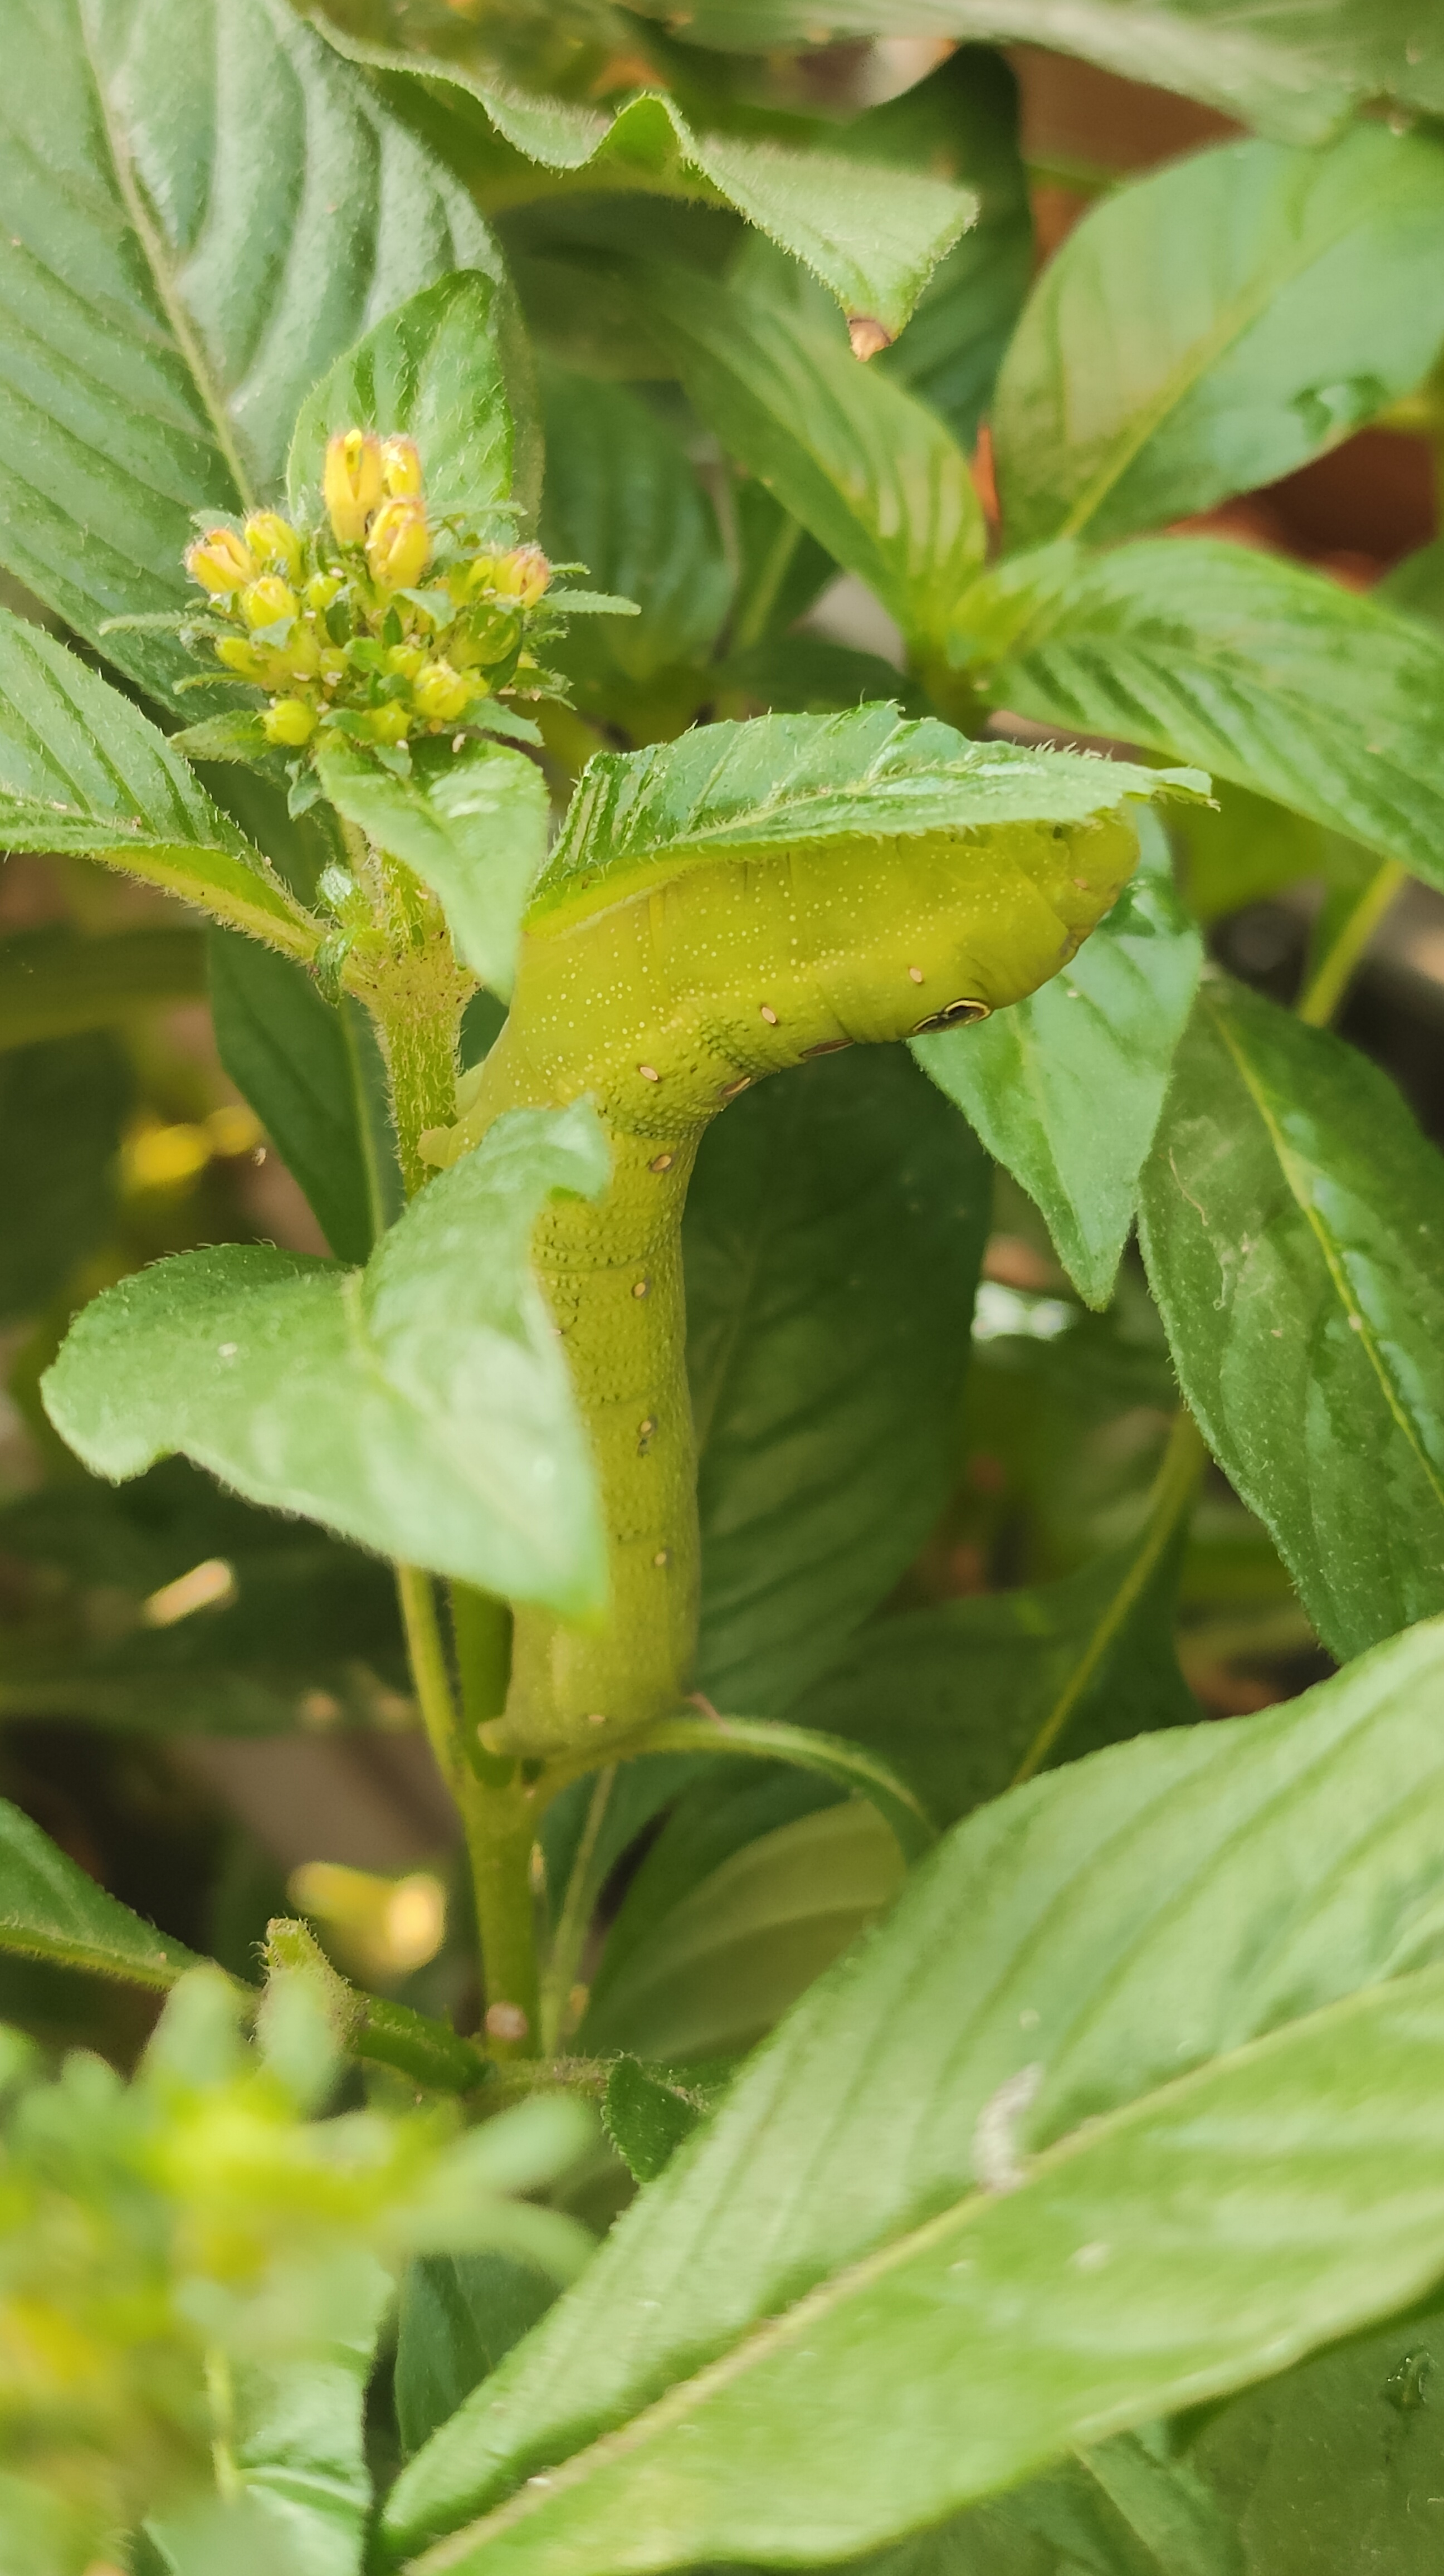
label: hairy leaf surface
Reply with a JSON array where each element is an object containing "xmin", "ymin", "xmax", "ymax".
[
  {"xmin": 317, "ymin": 738, "xmax": 549, "ymax": 996},
  {"xmin": 387, "ymin": 1620, "xmax": 1444, "ymax": 2567},
  {"xmin": 0, "ymin": 0, "xmax": 506, "ymax": 705},
  {"xmin": 617, "ymin": 0, "xmax": 1444, "ymax": 146},
  {"xmin": 535, "ymin": 703, "xmax": 1202, "ymax": 924},
  {"xmin": 621, "ymin": 262, "xmax": 984, "ymax": 653},
  {"xmin": 287, "ymin": 269, "xmax": 537, "ymax": 534},
  {"xmin": 686, "ymin": 1046, "xmax": 989, "ymax": 1712},
  {"xmin": 0, "ymin": 611, "xmax": 315, "ymax": 952},
  {"xmin": 915, "ymin": 816, "xmax": 1201, "ymax": 1306},
  {"xmin": 982, "ymin": 538, "xmax": 1444, "ymax": 891},
  {"xmin": 994, "ymin": 125, "xmax": 1444, "ymax": 549},
  {"xmin": 302, "ymin": 18, "xmax": 974, "ymax": 338},
  {"xmin": 209, "ymin": 930, "xmax": 392, "ymax": 1269},
  {"xmin": 1138, "ymin": 978, "xmax": 1444, "ymax": 1660},
  {"xmin": 42, "ymin": 1106, "xmax": 610, "ymax": 1612}
]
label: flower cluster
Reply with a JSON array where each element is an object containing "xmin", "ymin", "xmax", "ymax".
[{"xmin": 183, "ymin": 429, "xmax": 554, "ymax": 760}]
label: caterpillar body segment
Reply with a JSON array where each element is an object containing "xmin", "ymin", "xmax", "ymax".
[{"xmin": 428, "ymin": 733, "xmax": 1204, "ymax": 1757}]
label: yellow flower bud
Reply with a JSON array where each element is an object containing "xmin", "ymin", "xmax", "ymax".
[
  {"xmin": 281, "ymin": 625, "xmax": 321, "ymax": 679},
  {"xmin": 365, "ymin": 497, "xmax": 431, "ymax": 592},
  {"xmin": 491, "ymin": 544, "xmax": 552, "ymax": 607},
  {"xmin": 214, "ymin": 636, "xmax": 270, "ymax": 682},
  {"xmin": 186, "ymin": 527, "xmax": 256, "ymax": 594},
  {"xmin": 240, "ymin": 576, "xmax": 298, "ymax": 630},
  {"xmin": 318, "ymin": 647, "xmax": 347, "ymax": 685},
  {"xmin": 387, "ymin": 643, "xmax": 427, "ymax": 681},
  {"xmin": 365, "ymin": 702, "xmax": 411, "ymax": 745},
  {"xmin": 324, "ymin": 428, "xmax": 385, "ymax": 545},
  {"xmin": 264, "ymin": 697, "xmax": 319, "ymax": 747},
  {"xmin": 381, "ymin": 435, "xmax": 423, "ymax": 497},
  {"xmin": 411, "ymin": 658, "xmax": 472, "ymax": 724},
  {"xmin": 243, "ymin": 511, "xmax": 303, "ymax": 577}
]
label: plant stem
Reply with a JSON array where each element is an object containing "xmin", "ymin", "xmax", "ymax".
[
  {"xmin": 396, "ymin": 1563, "xmax": 541, "ymax": 2060},
  {"xmin": 1011, "ymin": 1409, "xmax": 1208, "ymax": 1788},
  {"xmin": 1296, "ymin": 858, "xmax": 1406, "ymax": 1029},
  {"xmin": 396, "ymin": 1563, "xmax": 461, "ymax": 1795},
  {"xmin": 539, "ymin": 1765, "xmax": 616, "ymax": 2056}
]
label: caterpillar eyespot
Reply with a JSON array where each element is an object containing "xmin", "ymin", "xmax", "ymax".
[{"xmin": 913, "ymin": 998, "xmax": 991, "ymax": 1035}]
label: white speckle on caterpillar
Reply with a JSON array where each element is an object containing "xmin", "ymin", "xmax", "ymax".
[
  {"xmin": 638, "ymin": 1064, "xmax": 660, "ymax": 1082},
  {"xmin": 760, "ymin": 1004, "xmax": 779, "ymax": 1024}
]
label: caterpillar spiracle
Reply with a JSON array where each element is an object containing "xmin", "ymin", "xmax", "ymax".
[{"xmin": 423, "ymin": 711, "xmax": 1205, "ymax": 1758}]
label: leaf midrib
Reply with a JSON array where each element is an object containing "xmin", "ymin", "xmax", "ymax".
[
  {"xmin": 1212, "ymin": 992, "xmax": 1444, "ymax": 1520},
  {"xmin": 1055, "ymin": 152, "xmax": 1388, "ymax": 542},
  {"xmin": 411, "ymin": 1959, "xmax": 1444, "ymax": 2573},
  {"xmin": 76, "ymin": 0, "xmax": 253, "ymax": 514}
]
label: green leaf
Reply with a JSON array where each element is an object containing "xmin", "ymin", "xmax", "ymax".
[
  {"xmin": 859, "ymin": 48, "xmax": 1033, "ymax": 453},
  {"xmin": 793, "ymin": 1523, "xmax": 1199, "ymax": 1829},
  {"xmin": 208, "ymin": 929, "xmax": 396, "ymax": 1269},
  {"xmin": 1170, "ymin": 782, "xmax": 1341, "ymax": 926},
  {"xmin": 0, "ymin": 1034, "xmax": 131, "ymax": 1324},
  {"xmin": 206, "ymin": 2339, "xmax": 384, "ymax": 2576},
  {"xmin": 685, "ymin": 1045, "xmax": 990, "ymax": 1714},
  {"xmin": 0, "ymin": 1462, "xmax": 408, "ymax": 1737},
  {"xmin": 386, "ymin": 1616, "xmax": 1444, "ymax": 2568},
  {"xmin": 579, "ymin": 1799, "xmax": 905, "ymax": 2065},
  {"xmin": 537, "ymin": 367, "xmax": 731, "ymax": 711},
  {"xmin": 0, "ymin": 611, "xmax": 317, "ymax": 954},
  {"xmin": 534, "ymin": 702, "xmax": 1204, "ymax": 925},
  {"xmin": 602, "ymin": 2060, "xmax": 704, "ymax": 2186},
  {"xmin": 617, "ymin": 0, "xmax": 1444, "ymax": 148},
  {"xmin": 287, "ymin": 270, "xmax": 538, "ymax": 535},
  {"xmin": 0, "ymin": 1792, "xmax": 206, "ymax": 1990},
  {"xmin": 0, "ymin": 925, "xmax": 205, "ymax": 1051},
  {"xmin": 0, "ymin": 0, "xmax": 508, "ymax": 709},
  {"xmin": 396, "ymin": 2256, "xmax": 562, "ymax": 2460},
  {"xmin": 713, "ymin": 634, "xmax": 928, "ymax": 720},
  {"xmin": 980, "ymin": 536, "xmax": 1444, "ymax": 893},
  {"xmin": 1138, "ymin": 977, "xmax": 1444, "ymax": 1662},
  {"xmin": 1378, "ymin": 535, "xmax": 1444, "ymax": 627},
  {"xmin": 913, "ymin": 814, "xmax": 1202, "ymax": 1307},
  {"xmin": 316, "ymin": 738, "xmax": 549, "ymax": 997},
  {"xmin": 1185, "ymin": 2292, "xmax": 1444, "ymax": 2574},
  {"xmin": 41, "ymin": 1104, "xmax": 611, "ymax": 1613},
  {"xmin": 300, "ymin": 18, "xmax": 973, "ymax": 339},
  {"xmin": 621, "ymin": 261, "xmax": 985, "ymax": 653},
  {"xmin": 993, "ymin": 125, "xmax": 1444, "ymax": 552},
  {"xmin": 556, "ymin": 1712, "xmax": 935, "ymax": 1862}
]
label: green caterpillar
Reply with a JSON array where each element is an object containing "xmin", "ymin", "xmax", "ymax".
[{"xmin": 425, "ymin": 711, "xmax": 1202, "ymax": 1757}]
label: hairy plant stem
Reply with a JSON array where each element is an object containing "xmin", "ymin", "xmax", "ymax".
[{"xmin": 372, "ymin": 887, "xmax": 541, "ymax": 2060}]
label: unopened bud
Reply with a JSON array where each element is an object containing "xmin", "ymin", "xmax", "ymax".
[
  {"xmin": 306, "ymin": 570, "xmax": 344, "ymax": 613},
  {"xmin": 282, "ymin": 626, "xmax": 321, "ymax": 680},
  {"xmin": 365, "ymin": 702, "xmax": 411, "ymax": 745},
  {"xmin": 214, "ymin": 636, "xmax": 270, "ymax": 682},
  {"xmin": 324, "ymin": 429, "xmax": 385, "ymax": 545},
  {"xmin": 264, "ymin": 697, "xmax": 319, "ymax": 747},
  {"xmin": 381, "ymin": 435, "xmax": 423, "ymax": 497},
  {"xmin": 411, "ymin": 658, "xmax": 472, "ymax": 723},
  {"xmin": 491, "ymin": 544, "xmax": 551, "ymax": 607},
  {"xmin": 240, "ymin": 576, "xmax": 298, "ymax": 631},
  {"xmin": 387, "ymin": 642, "xmax": 427, "ymax": 681},
  {"xmin": 186, "ymin": 527, "xmax": 256, "ymax": 595},
  {"xmin": 366, "ymin": 497, "xmax": 431, "ymax": 591},
  {"xmin": 244, "ymin": 511, "xmax": 304, "ymax": 577}
]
